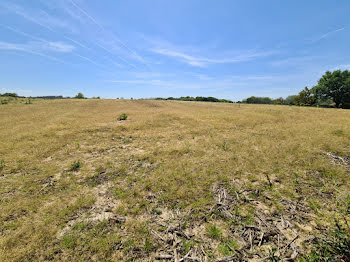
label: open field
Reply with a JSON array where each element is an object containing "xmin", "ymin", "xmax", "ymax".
[{"xmin": 0, "ymin": 99, "xmax": 349, "ymax": 261}]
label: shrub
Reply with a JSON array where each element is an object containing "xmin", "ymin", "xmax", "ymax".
[
  {"xmin": 118, "ymin": 113, "xmax": 128, "ymax": 121},
  {"xmin": 70, "ymin": 161, "xmax": 81, "ymax": 171}
]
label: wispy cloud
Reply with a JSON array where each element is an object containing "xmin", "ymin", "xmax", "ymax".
[
  {"xmin": 140, "ymin": 34, "xmax": 279, "ymax": 67},
  {"xmin": 150, "ymin": 48, "xmax": 277, "ymax": 67},
  {"xmin": 1, "ymin": 2, "xmax": 72, "ymax": 32},
  {"xmin": 0, "ymin": 38, "xmax": 75, "ymax": 53},
  {"xmin": 43, "ymin": 41, "xmax": 75, "ymax": 53},
  {"xmin": 67, "ymin": 0, "xmax": 151, "ymax": 69},
  {"xmin": 0, "ymin": 41, "xmax": 68, "ymax": 64},
  {"xmin": 313, "ymin": 27, "xmax": 345, "ymax": 42}
]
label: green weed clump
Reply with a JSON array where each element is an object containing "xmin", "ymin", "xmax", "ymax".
[
  {"xmin": 118, "ymin": 113, "xmax": 128, "ymax": 121},
  {"xmin": 207, "ymin": 224, "xmax": 222, "ymax": 240},
  {"xmin": 70, "ymin": 161, "xmax": 82, "ymax": 171}
]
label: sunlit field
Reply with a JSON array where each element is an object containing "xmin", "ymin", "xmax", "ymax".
[{"xmin": 1, "ymin": 99, "xmax": 349, "ymax": 261}]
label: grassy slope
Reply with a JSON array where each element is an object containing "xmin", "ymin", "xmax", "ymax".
[{"xmin": 0, "ymin": 99, "xmax": 349, "ymax": 261}]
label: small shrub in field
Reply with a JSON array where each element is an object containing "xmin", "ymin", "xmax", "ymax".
[
  {"xmin": 118, "ymin": 113, "xmax": 128, "ymax": 121},
  {"xmin": 70, "ymin": 161, "xmax": 81, "ymax": 171}
]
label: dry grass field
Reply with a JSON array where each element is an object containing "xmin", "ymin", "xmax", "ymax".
[{"xmin": 0, "ymin": 99, "xmax": 349, "ymax": 261}]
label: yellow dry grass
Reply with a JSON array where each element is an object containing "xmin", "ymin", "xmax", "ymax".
[{"xmin": 0, "ymin": 99, "xmax": 349, "ymax": 261}]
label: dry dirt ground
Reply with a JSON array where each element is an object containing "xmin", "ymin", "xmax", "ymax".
[{"xmin": 0, "ymin": 99, "xmax": 349, "ymax": 261}]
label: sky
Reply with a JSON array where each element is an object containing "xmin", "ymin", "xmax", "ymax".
[{"xmin": 0, "ymin": 0, "xmax": 349, "ymax": 100}]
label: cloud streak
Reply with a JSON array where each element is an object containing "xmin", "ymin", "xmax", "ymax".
[
  {"xmin": 0, "ymin": 40, "xmax": 74, "ymax": 54},
  {"xmin": 68, "ymin": 0, "xmax": 151, "ymax": 70},
  {"xmin": 150, "ymin": 48, "xmax": 277, "ymax": 67},
  {"xmin": 0, "ymin": 41, "xmax": 68, "ymax": 64},
  {"xmin": 314, "ymin": 27, "xmax": 345, "ymax": 42}
]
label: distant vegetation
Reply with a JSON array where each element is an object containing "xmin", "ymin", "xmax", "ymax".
[
  {"xmin": 154, "ymin": 96, "xmax": 233, "ymax": 103},
  {"xmin": 0, "ymin": 93, "xmax": 22, "ymax": 98},
  {"xmin": 118, "ymin": 113, "xmax": 128, "ymax": 121},
  {"xmin": 74, "ymin": 92, "xmax": 86, "ymax": 99},
  {"xmin": 243, "ymin": 70, "xmax": 350, "ymax": 109},
  {"xmin": 2, "ymin": 70, "xmax": 349, "ymax": 109}
]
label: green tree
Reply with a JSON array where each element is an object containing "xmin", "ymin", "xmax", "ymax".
[
  {"xmin": 315, "ymin": 70, "xmax": 350, "ymax": 108},
  {"xmin": 74, "ymin": 92, "xmax": 85, "ymax": 99},
  {"xmin": 295, "ymin": 87, "xmax": 316, "ymax": 106},
  {"xmin": 244, "ymin": 96, "xmax": 273, "ymax": 104},
  {"xmin": 284, "ymin": 95, "xmax": 298, "ymax": 105},
  {"xmin": 0, "ymin": 93, "xmax": 18, "ymax": 97},
  {"xmin": 273, "ymin": 97, "xmax": 284, "ymax": 105}
]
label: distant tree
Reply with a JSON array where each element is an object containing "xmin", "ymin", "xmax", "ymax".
[
  {"xmin": 284, "ymin": 95, "xmax": 298, "ymax": 105},
  {"xmin": 294, "ymin": 87, "xmax": 316, "ymax": 106},
  {"xmin": 244, "ymin": 96, "xmax": 273, "ymax": 104},
  {"xmin": 315, "ymin": 70, "xmax": 350, "ymax": 108},
  {"xmin": 74, "ymin": 92, "xmax": 85, "ymax": 99},
  {"xmin": 0, "ymin": 93, "xmax": 18, "ymax": 97},
  {"xmin": 273, "ymin": 97, "xmax": 284, "ymax": 105}
]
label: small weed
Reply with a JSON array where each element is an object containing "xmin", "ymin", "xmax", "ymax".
[
  {"xmin": 25, "ymin": 99, "xmax": 32, "ymax": 104},
  {"xmin": 218, "ymin": 244, "xmax": 232, "ymax": 256},
  {"xmin": 70, "ymin": 161, "xmax": 81, "ymax": 171},
  {"xmin": 152, "ymin": 208, "xmax": 162, "ymax": 215},
  {"xmin": 218, "ymin": 240, "xmax": 237, "ymax": 256},
  {"xmin": 332, "ymin": 129, "xmax": 345, "ymax": 137},
  {"xmin": 118, "ymin": 113, "xmax": 128, "ymax": 121},
  {"xmin": 115, "ymin": 187, "xmax": 128, "ymax": 199},
  {"xmin": 0, "ymin": 159, "xmax": 4, "ymax": 171},
  {"xmin": 207, "ymin": 224, "xmax": 222, "ymax": 240},
  {"xmin": 62, "ymin": 234, "xmax": 78, "ymax": 249},
  {"xmin": 345, "ymin": 195, "xmax": 350, "ymax": 214},
  {"xmin": 293, "ymin": 173, "xmax": 299, "ymax": 187},
  {"xmin": 183, "ymin": 240, "xmax": 195, "ymax": 253},
  {"xmin": 267, "ymin": 247, "xmax": 283, "ymax": 261},
  {"xmin": 144, "ymin": 238, "xmax": 154, "ymax": 253},
  {"xmin": 221, "ymin": 140, "xmax": 228, "ymax": 151},
  {"xmin": 72, "ymin": 222, "xmax": 88, "ymax": 231}
]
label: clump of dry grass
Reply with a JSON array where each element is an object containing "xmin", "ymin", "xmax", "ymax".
[{"xmin": 0, "ymin": 99, "xmax": 349, "ymax": 261}]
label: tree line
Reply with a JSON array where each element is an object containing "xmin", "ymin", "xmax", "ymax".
[
  {"xmin": 242, "ymin": 70, "xmax": 350, "ymax": 109},
  {"xmin": 154, "ymin": 96, "xmax": 233, "ymax": 103},
  {"xmin": 2, "ymin": 70, "xmax": 349, "ymax": 108}
]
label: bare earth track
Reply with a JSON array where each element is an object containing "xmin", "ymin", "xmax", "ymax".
[{"xmin": 0, "ymin": 99, "xmax": 349, "ymax": 261}]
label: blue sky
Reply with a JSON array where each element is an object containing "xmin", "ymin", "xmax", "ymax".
[{"xmin": 0, "ymin": 0, "xmax": 349, "ymax": 100}]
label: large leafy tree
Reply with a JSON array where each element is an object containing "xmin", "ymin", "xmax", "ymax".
[{"xmin": 316, "ymin": 70, "xmax": 350, "ymax": 108}]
